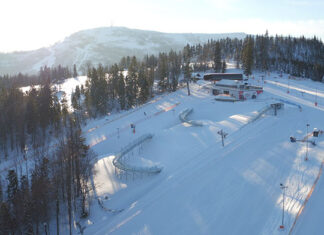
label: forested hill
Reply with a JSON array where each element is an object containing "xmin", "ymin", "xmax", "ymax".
[
  {"xmin": 181, "ymin": 33, "xmax": 324, "ymax": 81},
  {"xmin": 0, "ymin": 27, "xmax": 246, "ymax": 75}
]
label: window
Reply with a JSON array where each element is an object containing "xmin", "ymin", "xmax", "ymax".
[{"xmin": 213, "ymin": 89, "xmax": 219, "ymax": 95}]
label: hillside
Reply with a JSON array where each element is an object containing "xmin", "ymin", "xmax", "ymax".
[{"xmin": 0, "ymin": 27, "xmax": 245, "ymax": 75}]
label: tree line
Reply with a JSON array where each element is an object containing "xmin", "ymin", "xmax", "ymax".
[
  {"xmin": 75, "ymin": 51, "xmax": 183, "ymax": 117},
  {"xmin": 0, "ymin": 64, "xmax": 77, "ymax": 88},
  {"xmin": 182, "ymin": 32, "xmax": 324, "ymax": 80},
  {"xmin": 0, "ymin": 117, "xmax": 93, "ymax": 235},
  {"xmin": 0, "ymin": 81, "xmax": 65, "ymax": 157},
  {"xmin": 0, "ymin": 76, "xmax": 92, "ymax": 234}
]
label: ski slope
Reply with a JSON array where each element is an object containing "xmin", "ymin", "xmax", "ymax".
[
  {"xmin": 20, "ymin": 76, "xmax": 87, "ymax": 107},
  {"xmin": 83, "ymin": 72, "xmax": 324, "ymax": 235}
]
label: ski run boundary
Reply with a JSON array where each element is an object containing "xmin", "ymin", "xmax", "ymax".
[{"xmin": 289, "ymin": 159, "xmax": 324, "ymax": 235}]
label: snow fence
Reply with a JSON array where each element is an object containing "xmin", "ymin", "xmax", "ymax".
[
  {"xmin": 112, "ymin": 134, "xmax": 162, "ymax": 174},
  {"xmin": 179, "ymin": 108, "xmax": 203, "ymax": 126}
]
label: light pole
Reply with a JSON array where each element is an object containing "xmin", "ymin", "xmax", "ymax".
[
  {"xmin": 287, "ymin": 77, "xmax": 290, "ymax": 94},
  {"xmin": 315, "ymin": 87, "xmax": 318, "ymax": 106},
  {"xmin": 217, "ymin": 129, "xmax": 228, "ymax": 147},
  {"xmin": 305, "ymin": 124, "xmax": 310, "ymax": 161},
  {"xmin": 117, "ymin": 128, "xmax": 120, "ymax": 139},
  {"xmin": 279, "ymin": 183, "xmax": 288, "ymax": 230}
]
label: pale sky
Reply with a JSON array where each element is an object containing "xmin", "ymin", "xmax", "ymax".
[{"xmin": 1, "ymin": 0, "xmax": 323, "ymax": 52}]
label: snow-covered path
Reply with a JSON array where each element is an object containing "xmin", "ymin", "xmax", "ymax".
[{"xmin": 266, "ymin": 80, "xmax": 324, "ymax": 99}]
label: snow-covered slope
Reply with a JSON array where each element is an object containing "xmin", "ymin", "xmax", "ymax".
[
  {"xmin": 54, "ymin": 76, "xmax": 87, "ymax": 106},
  {"xmin": 0, "ymin": 27, "xmax": 245, "ymax": 75},
  {"xmin": 81, "ymin": 71, "xmax": 324, "ymax": 235},
  {"xmin": 20, "ymin": 76, "xmax": 87, "ymax": 107}
]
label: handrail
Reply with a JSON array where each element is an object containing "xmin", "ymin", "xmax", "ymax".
[{"xmin": 179, "ymin": 108, "xmax": 203, "ymax": 126}]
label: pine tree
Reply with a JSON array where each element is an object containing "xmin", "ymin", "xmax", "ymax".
[
  {"xmin": 169, "ymin": 50, "xmax": 181, "ymax": 92},
  {"xmin": 38, "ymin": 82, "xmax": 54, "ymax": 133},
  {"xmin": 71, "ymin": 85, "xmax": 83, "ymax": 123},
  {"xmin": 7, "ymin": 170, "xmax": 18, "ymax": 205},
  {"xmin": 61, "ymin": 93, "xmax": 69, "ymax": 125},
  {"xmin": 221, "ymin": 60, "xmax": 227, "ymax": 73},
  {"xmin": 157, "ymin": 53, "xmax": 168, "ymax": 92},
  {"xmin": 88, "ymin": 65, "xmax": 109, "ymax": 115},
  {"xmin": 138, "ymin": 63, "xmax": 149, "ymax": 104},
  {"xmin": 184, "ymin": 62, "xmax": 191, "ymax": 96},
  {"xmin": 242, "ymin": 36, "xmax": 254, "ymax": 76},
  {"xmin": 25, "ymin": 87, "xmax": 39, "ymax": 142},
  {"xmin": 260, "ymin": 31, "xmax": 269, "ymax": 71},
  {"xmin": 23, "ymin": 200, "xmax": 34, "ymax": 235},
  {"xmin": 214, "ymin": 42, "xmax": 222, "ymax": 72},
  {"xmin": 117, "ymin": 71, "xmax": 126, "ymax": 110},
  {"xmin": 147, "ymin": 66, "xmax": 155, "ymax": 98},
  {"xmin": 0, "ymin": 202, "xmax": 12, "ymax": 234},
  {"xmin": 0, "ymin": 177, "xmax": 2, "ymax": 203},
  {"xmin": 71, "ymin": 91, "xmax": 79, "ymax": 111},
  {"xmin": 73, "ymin": 64, "xmax": 78, "ymax": 78},
  {"xmin": 20, "ymin": 175, "xmax": 34, "ymax": 235},
  {"xmin": 234, "ymin": 46, "xmax": 241, "ymax": 69},
  {"xmin": 31, "ymin": 158, "xmax": 51, "ymax": 233},
  {"xmin": 6, "ymin": 170, "xmax": 18, "ymax": 233},
  {"xmin": 182, "ymin": 45, "xmax": 192, "ymax": 96},
  {"xmin": 125, "ymin": 57, "xmax": 138, "ymax": 108}
]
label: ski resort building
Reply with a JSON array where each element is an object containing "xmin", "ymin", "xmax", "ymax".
[
  {"xmin": 212, "ymin": 80, "xmax": 263, "ymax": 100},
  {"xmin": 203, "ymin": 73, "xmax": 263, "ymax": 100}
]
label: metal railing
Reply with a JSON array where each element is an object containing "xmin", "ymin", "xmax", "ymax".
[
  {"xmin": 112, "ymin": 134, "xmax": 162, "ymax": 174},
  {"xmin": 179, "ymin": 108, "xmax": 203, "ymax": 126}
]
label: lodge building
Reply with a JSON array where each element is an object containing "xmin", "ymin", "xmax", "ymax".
[{"xmin": 203, "ymin": 73, "xmax": 263, "ymax": 100}]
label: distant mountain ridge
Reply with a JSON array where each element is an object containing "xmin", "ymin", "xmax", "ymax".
[{"xmin": 0, "ymin": 27, "xmax": 246, "ymax": 75}]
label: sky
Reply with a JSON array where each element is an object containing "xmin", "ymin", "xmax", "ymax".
[{"xmin": 1, "ymin": 0, "xmax": 323, "ymax": 52}]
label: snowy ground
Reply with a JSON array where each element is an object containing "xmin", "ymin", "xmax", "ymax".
[{"xmin": 81, "ymin": 70, "xmax": 324, "ymax": 235}]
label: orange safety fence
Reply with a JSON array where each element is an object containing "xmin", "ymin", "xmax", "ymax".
[{"xmin": 288, "ymin": 159, "xmax": 324, "ymax": 235}]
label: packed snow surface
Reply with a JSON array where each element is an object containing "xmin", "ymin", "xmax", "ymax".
[{"xmin": 83, "ymin": 72, "xmax": 324, "ymax": 235}]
